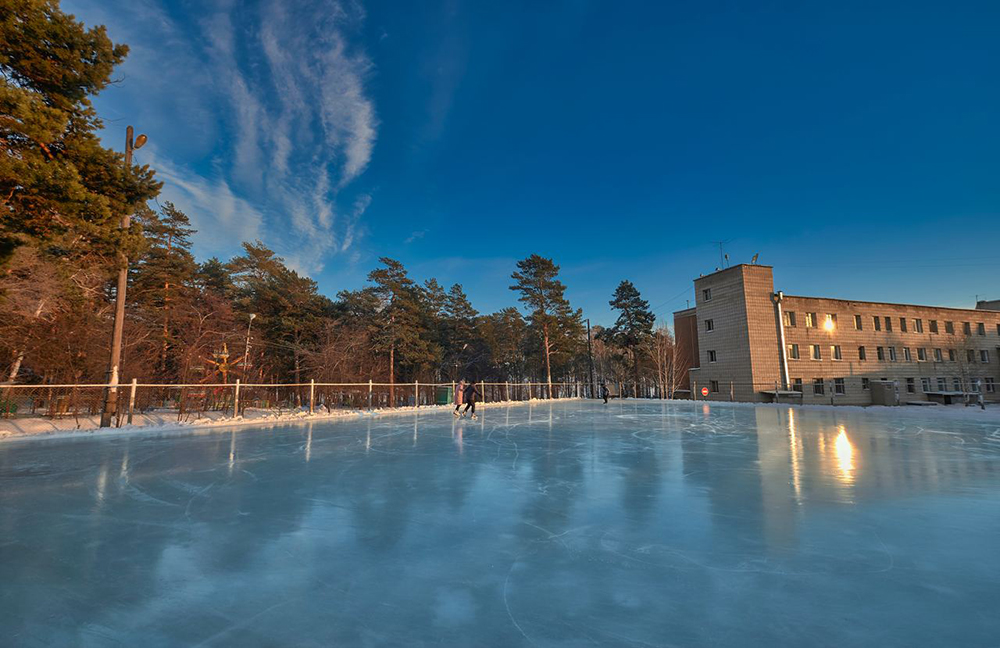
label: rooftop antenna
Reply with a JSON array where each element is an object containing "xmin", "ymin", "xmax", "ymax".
[
  {"xmin": 751, "ymin": 252, "xmax": 759, "ymax": 265},
  {"xmin": 724, "ymin": 253, "xmax": 729, "ymax": 268},
  {"xmin": 715, "ymin": 241, "xmax": 725, "ymax": 268}
]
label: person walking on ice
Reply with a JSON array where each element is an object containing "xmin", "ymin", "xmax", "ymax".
[
  {"xmin": 453, "ymin": 379, "xmax": 465, "ymax": 417},
  {"xmin": 461, "ymin": 381, "xmax": 482, "ymax": 420}
]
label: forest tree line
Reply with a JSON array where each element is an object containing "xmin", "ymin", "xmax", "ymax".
[{"xmin": 0, "ymin": 1, "xmax": 679, "ymax": 395}]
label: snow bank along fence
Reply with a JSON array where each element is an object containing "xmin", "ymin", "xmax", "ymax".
[{"xmin": 0, "ymin": 381, "xmax": 585, "ymax": 427}]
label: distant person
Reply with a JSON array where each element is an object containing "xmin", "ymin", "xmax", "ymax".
[
  {"xmin": 454, "ymin": 379, "xmax": 465, "ymax": 416},
  {"xmin": 976, "ymin": 380, "xmax": 985, "ymax": 410},
  {"xmin": 601, "ymin": 383, "xmax": 610, "ymax": 404},
  {"xmin": 462, "ymin": 381, "xmax": 482, "ymax": 420}
]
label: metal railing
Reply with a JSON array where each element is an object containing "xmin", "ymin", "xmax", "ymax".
[{"xmin": 0, "ymin": 380, "xmax": 590, "ymax": 428}]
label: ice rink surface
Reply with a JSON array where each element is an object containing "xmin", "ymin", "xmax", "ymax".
[{"xmin": 2, "ymin": 399, "xmax": 1000, "ymax": 647}]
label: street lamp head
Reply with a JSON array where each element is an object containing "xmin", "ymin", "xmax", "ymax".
[{"xmin": 134, "ymin": 134, "xmax": 148, "ymax": 150}]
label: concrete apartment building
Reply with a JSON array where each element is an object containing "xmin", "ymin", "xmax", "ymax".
[{"xmin": 673, "ymin": 265, "xmax": 1000, "ymax": 405}]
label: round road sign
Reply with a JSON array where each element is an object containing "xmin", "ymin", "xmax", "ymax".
[{"xmin": 701, "ymin": 387, "xmax": 709, "ymax": 397}]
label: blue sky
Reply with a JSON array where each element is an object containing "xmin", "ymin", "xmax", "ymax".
[{"xmin": 66, "ymin": 0, "xmax": 1000, "ymax": 325}]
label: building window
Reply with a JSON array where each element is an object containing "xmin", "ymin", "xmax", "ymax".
[
  {"xmin": 963, "ymin": 321, "xmax": 971, "ymax": 335},
  {"xmin": 906, "ymin": 378, "xmax": 915, "ymax": 393},
  {"xmin": 903, "ymin": 347, "xmax": 912, "ymax": 362},
  {"xmin": 787, "ymin": 344, "xmax": 800, "ymax": 359},
  {"xmin": 981, "ymin": 350, "xmax": 990, "ymax": 363},
  {"xmin": 977, "ymin": 322, "xmax": 986, "ymax": 336},
  {"xmin": 873, "ymin": 316, "xmax": 881, "ymax": 331},
  {"xmin": 831, "ymin": 345, "xmax": 842, "ymax": 360},
  {"xmin": 929, "ymin": 320, "xmax": 938, "ymax": 333},
  {"xmin": 862, "ymin": 378, "xmax": 871, "ymax": 390},
  {"xmin": 948, "ymin": 348, "xmax": 956, "ymax": 361},
  {"xmin": 783, "ymin": 311, "xmax": 796, "ymax": 327},
  {"xmin": 813, "ymin": 378, "xmax": 825, "ymax": 395},
  {"xmin": 934, "ymin": 348, "xmax": 943, "ymax": 362},
  {"xmin": 834, "ymin": 378, "xmax": 845, "ymax": 395},
  {"xmin": 877, "ymin": 346, "xmax": 885, "ymax": 361},
  {"xmin": 884, "ymin": 316, "xmax": 892, "ymax": 332},
  {"xmin": 937, "ymin": 377, "xmax": 947, "ymax": 391},
  {"xmin": 805, "ymin": 312, "xmax": 816, "ymax": 328},
  {"xmin": 986, "ymin": 377, "xmax": 996, "ymax": 393},
  {"xmin": 900, "ymin": 317, "xmax": 907, "ymax": 333},
  {"xmin": 705, "ymin": 319, "xmax": 714, "ymax": 332},
  {"xmin": 921, "ymin": 377, "xmax": 931, "ymax": 392},
  {"xmin": 792, "ymin": 378, "xmax": 803, "ymax": 392},
  {"xmin": 945, "ymin": 321, "xmax": 954, "ymax": 334},
  {"xmin": 914, "ymin": 319, "xmax": 923, "ymax": 333},
  {"xmin": 997, "ymin": 323, "xmax": 1000, "ymax": 336},
  {"xmin": 811, "ymin": 345, "xmax": 821, "ymax": 360},
  {"xmin": 824, "ymin": 314, "xmax": 837, "ymax": 330},
  {"xmin": 854, "ymin": 314, "xmax": 863, "ymax": 330},
  {"xmin": 708, "ymin": 350, "xmax": 717, "ymax": 363},
  {"xmin": 971, "ymin": 380, "xmax": 982, "ymax": 393},
  {"xmin": 888, "ymin": 346, "xmax": 897, "ymax": 362},
  {"xmin": 710, "ymin": 380, "xmax": 720, "ymax": 393},
  {"xmin": 953, "ymin": 377, "xmax": 963, "ymax": 392},
  {"xmin": 702, "ymin": 288, "xmax": 712, "ymax": 302},
  {"xmin": 858, "ymin": 346, "xmax": 867, "ymax": 361},
  {"xmin": 917, "ymin": 347, "xmax": 927, "ymax": 361},
  {"xmin": 967, "ymin": 349, "xmax": 976, "ymax": 363}
]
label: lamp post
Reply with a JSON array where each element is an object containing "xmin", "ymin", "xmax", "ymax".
[
  {"xmin": 100, "ymin": 125, "xmax": 148, "ymax": 428},
  {"xmin": 244, "ymin": 313, "xmax": 257, "ymax": 378},
  {"xmin": 586, "ymin": 318, "xmax": 596, "ymax": 399}
]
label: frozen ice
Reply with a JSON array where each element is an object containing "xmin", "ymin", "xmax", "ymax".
[{"xmin": 2, "ymin": 400, "xmax": 1000, "ymax": 646}]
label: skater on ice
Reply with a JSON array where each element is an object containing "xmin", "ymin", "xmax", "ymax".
[{"xmin": 461, "ymin": 381, "xmax": 482, "ymax": 419}]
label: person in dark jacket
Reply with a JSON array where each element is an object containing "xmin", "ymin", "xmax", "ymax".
[
  {"xmin": 462, "ymin": 381, "xmax": 482, "ymax": 419},
  {"xmin": 601, "ymin": 382, "xmax": 610, "ymax": 404}
]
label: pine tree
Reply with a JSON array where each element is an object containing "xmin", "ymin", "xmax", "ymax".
[
  {"xmin": 604, "ymin": 280, "xmax": 655, "ymax": 397},
  {"xmin": 510, "ymin": 254, "xmax": 583, "ymax": 395},
  {"xmin": 0, "ymin": 0, "xmax": 160, "ymax": 265}
]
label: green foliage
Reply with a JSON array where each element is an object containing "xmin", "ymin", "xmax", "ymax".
[{"xmin": 0, "ymin": 0, "xmax": 160, "ymax": 265}]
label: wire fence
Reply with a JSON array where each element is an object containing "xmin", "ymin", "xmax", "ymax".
[{"xmin": 0, "ymin": 380, "xmax": 591, "ymax": 428}]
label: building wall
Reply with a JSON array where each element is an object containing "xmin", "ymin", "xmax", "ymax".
[
  {"xmin": 780, "ymin": 297, "xmax": 1000, "ymax": 405},
  {"xmin": 672, "ymin": 307, "xmax": 699, "ymax": 394}
]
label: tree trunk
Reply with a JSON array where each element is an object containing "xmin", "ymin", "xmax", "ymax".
[
  {"xmin": 389, "ymin": 342, "xmax": 395, "ymax": 407},
  {"xmin": 543, "ymin": 325, "xmax": 553, "ymax": 399}
]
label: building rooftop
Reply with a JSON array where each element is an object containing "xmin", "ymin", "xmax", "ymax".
[{"xmin": 781, "ymin": 294, "xmax": 1000, "ymax": 316}]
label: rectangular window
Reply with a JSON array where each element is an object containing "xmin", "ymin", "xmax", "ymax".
[
  {"xmin": 888, "ymin": 347, "xmax": 897, "ymax": 362},
  {"xmin": 917, "ymin": 348, "xmax": 927, "ymax": 361},
  {"xmin": 968, "ymin": 349, "xmax": 976, "ymax": 363},
  {"xmin": 862, "ymin": 378, "xmax": 871, "ymax": 390},
  {"xmin": 906, "ymin": 378, "xmax": 915, "ymax": 393},
  {"xmin": 921, "ymin": 377, "xmax": 931, "ymax": 392},
  {"xmin": 986, "ymin": 377, "xmax": 996, "ymax": 393},
  {"xmin": 934, "ymin": 348, "xmax": 943, "ymax": 362},
  {"xmin": 787, "ymin": 344, "xmax": 800, "ymax": 360},
  {"xmin": 854, "ymin": 314, "xmax": 863, "ymax": 330},
  {"xmin": 929, "ymin": 320, "xmax": 938, "ymax": 333},
  {"xmin": 858, "ymin": 346, "xmax": 867, "ymax": 361},
  {"xmin": 914, "ymin": 319, "xmax": 923, "ymax": 333},
  {"xmin": 783, "ymin": 311, "xmax": 796, "ymax": 327},
  {"xmin": 710, "ymin": 380, "xmax": 720, "ymax": 393},
  {"xmin": 977, "ymin": 322, "xmax": 986, "ymax": 336},
  {"xmin": 953, "ymin": 377, "xmax": 963, "ymax": 392},
  {"xmin": 702, "ymin": 288, "xmax": 712, "ymax": 302},
  {"xmin": 903, "ymin": 347, "xmax": 912, "ymax": 362},
  {"xmin": 937, "ymin": 377, "xmax": 947, "ymax": 391},
  {"xmin": 945, "ymin": 321, "xmax": 954, "ymax": 334},
  {"xmin": 705, "ymin": 319, "xmax": 714, "ymax": 332},
  {"xmin": 884, "ymin": 316, "xmax": 893, "ymax": 332},
  {"xmin": 997, "ymin": 324, "xmax": 1000, "ymax": 336},
  {"xmin": 948, "ymin": 348, "xmax": 956, "ymax": 362},
  {"xmin": 813, "ymin": 378, "xmax": 825, "ymax": 395},
  {"xmin": 831, "ymin": 345, "xmax": 842, "ymax": 360},
  {"xmin": 708, "ymin": 350, "xmax": 717, "ymax": 363},
  {"xmin": 824, "ymin": 313, "xmax": 837, "ymax": 330},
  {"xmin": 792, "ymin": 378, "xmax": 803, "ymax": 392},
  {"xmin": 900, "ymin": 317, "xmax": 907, "ymax": 333},
  {"xmin": 834, "ymin": 378, "xmax": 845, "ymax": 395},
  {"xmin": 963, "ymin": 321, "xmax": 971, "ymax": 335},
  {"xmin": 981, "ymin": 350, "xmax": 990, "ymax": 363},
  {"xmin": 877, "ymin": 346, "xmax": 885, "ymax": 361},
  {"xmin": 805, "ymin": 312, "xmax": 816, "ymax": 328},
  {"xmin": 810, "ymin": 344, "xmax": 821, "ymax": 360},
  {"xmin": 873, "ymin": 316, "xmax": 881, "ymax": 331}
]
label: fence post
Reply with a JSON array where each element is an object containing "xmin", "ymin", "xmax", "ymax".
[
  {"xmin": 127, "ymin": 378, "xmax": 137, "ymax": 425},
  {"xmin": 368, "ymin": 379, "xmax": 373, "ymax": 410},
  {"xmin": 506, "ymin": 381, "xmax": 510, "ymax": 402},
  {"xmin": 415, "ymin": 380, "xmax": 419, "ymax": 408},
  {"xmin": 234, "ymin": 379, "xmax": 241, "ymax": 418},
  {"xmin": 730, "ymin": 381, "xmax": 734, "ymax": 401},
  {"xmin": 309, "ymin": 379, "xmax": 315, "ymax": 415},
  {"xmin": 693, "ymin": 380, "xmax": 697, "ymax": 401},
  {"xmin": 480, "ymin": 381, "xmax": 485, "ymax": 404}
]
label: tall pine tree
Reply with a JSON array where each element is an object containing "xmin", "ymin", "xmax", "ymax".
[{"xmin": 604, "ymin": 280, "xmax": 655, "ymax": 397}]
